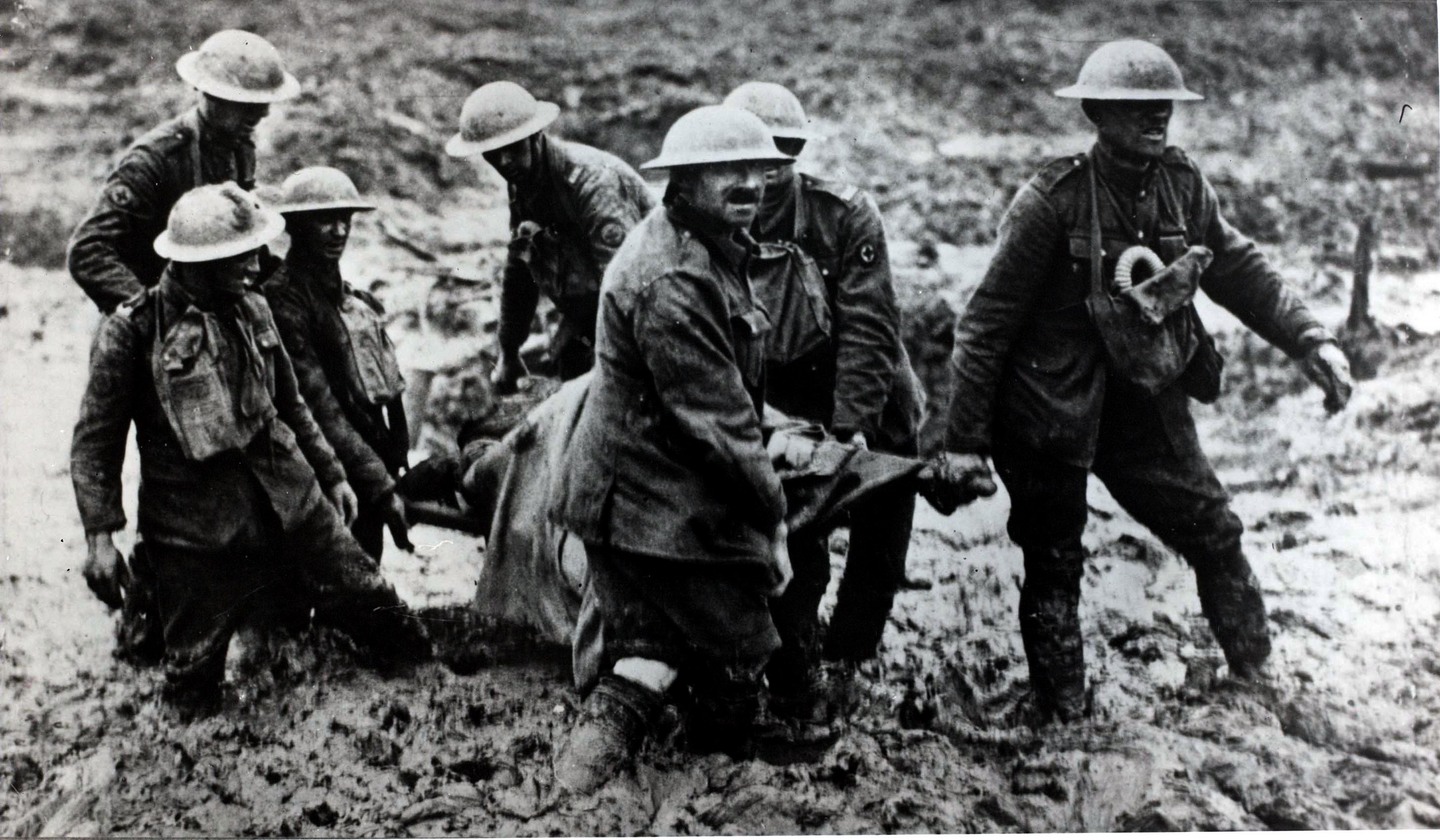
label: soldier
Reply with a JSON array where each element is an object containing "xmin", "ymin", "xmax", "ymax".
[
  {"xmin": 67, "ymin": 29, "xmax": 299, "ymax": 662},
  {"xmin": 724, "ymin": 82, "xmax": 924, "ymax": 725},
  {"xmin": 445, "ymin": 81, "xmax": 656, "ymax": 391},
  {"xmin": 263, "ymin": 167, "xmax": 411, "ymax": 560},
  {"xmin": 68, "ymin": 29, "xmax": 299, "ymax": 313},
  {"xmin": 932, "ymin": 40, "xmax": 1354, "ymax": 723},
  {"xmin": 71, "ymin": 183, "xmax": 430, "ymax": 717},
  {"xmin": 549, "ymin": 106, "xmax": 795, "ymax": 793}
]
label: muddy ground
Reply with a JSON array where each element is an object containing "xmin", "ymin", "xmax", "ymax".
[{"xmin": 3, "ymin": 0, "xmax": 1440, "ymax": 835}]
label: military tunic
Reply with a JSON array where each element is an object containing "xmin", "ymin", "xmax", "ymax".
[
  {"xmin": 67, "ymin": 108, "xmax": 257, "ymax": 313},
  {"xmin": 263, "ymin": 255, "xmax": 408, "ymax": 559},
  {"xmin": 71, "ymin": 272, "xmax": 421, "ymax": 695},
  {"xmin": 751, "ymin": 172, "xmax": 925, "ymax": 674},
  {"xmin": 942, "ymin": 144, "xmax": 1333, "ymax": 714},
  {"xmin": 554, "ymin": 199, "xmax": 783, "ymax": 673},
  {"xmin": 496, "ymin": 135, "xmax": 655, "ymax": 379}
]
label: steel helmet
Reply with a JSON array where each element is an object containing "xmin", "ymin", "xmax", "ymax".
[
  {"xmin": 641, "ymin": 105, "xmax": 794, "ymax": 170},
  {"xmin": 445, "ymin": 82, "xmax": 561, "ymax": 157},
  {"xmin": 175, "ymin": 30, "xmax": 300, "ymax": 104},
  {"xmin": 1055, "ymin": 40, "xmax": 1203, "ymax": 101},
  {"xmin": 722, "ymin": 82, "xmax": 824, "ymax": 141},
  {"xmin": 272, "ymin": 167, "xmax": 376, "ymax": 214},
  {"xmin": 154, "ymin": 182, "xmax": 285, "ymax": 262}
]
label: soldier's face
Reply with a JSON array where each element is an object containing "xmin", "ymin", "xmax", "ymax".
[
  {"xmin": 762, "ymin": 138, "xmax": 804, "ymax": 189},
  {"xmin": 1091, "ymin": 100, "xmax": 1173, "ymax": 160},
  {"xmin": 481, "ymin": 136, "xmax": 535, "ymax": 182},
  {"xmin": 208, "ymin": 250, "xmax": 261, "ymax": 301},
  {"xmin": 201, "ymin": 95, "xmax": 270, "ymax": 137},
  {"xmin": 686, "ymin": 161, "xmax": 767, "ymax": 229},
  {"xmin": 288, "ymin": 210, "xmax": 354, "ymax": 261}
]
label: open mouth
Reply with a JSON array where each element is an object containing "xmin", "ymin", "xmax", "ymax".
[{"xmin": 725, "ymin": 188, "xmax": 760, "ymax": 209}]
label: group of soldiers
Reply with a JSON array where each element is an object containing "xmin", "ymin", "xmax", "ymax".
[{"xmin": 67, "ymin": 29, "xmax": 1354, "ymax": 794}]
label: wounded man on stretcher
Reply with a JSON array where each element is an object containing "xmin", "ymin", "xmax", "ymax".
[{"xmin": 398, "ymin": 374, "xmax": 965, "ymax": 691}]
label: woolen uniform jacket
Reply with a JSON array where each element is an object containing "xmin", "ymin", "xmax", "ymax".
[
  {"xmin": 262, "ymin": 256, "xmax": 406, "ymax": 506},
  {"xmin": 496, "ymin": 135, "xmax": 657, "ymax": 357},
  {"xmin": 759, "ymin": 173, "xmax": 923, "ymax": 452},
  {"xmin": 67, "ymin": 108, "xmax": 258, "ymax": 313},
  {"xmin": 945, "ymin": 144, "xmax": 1331, "ymax": 467},
  {"xmin": 554, "ymin": 203, "xmax": 785, "ymax": 569},
  {"xmin": 71, "ymin": 272, "xmax": 347, "ymax": 551}
]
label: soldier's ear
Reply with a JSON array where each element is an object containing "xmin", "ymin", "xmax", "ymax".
[{"xmin": 1080, "ymin": 99, "xmax": 1103, "ymax": 126}]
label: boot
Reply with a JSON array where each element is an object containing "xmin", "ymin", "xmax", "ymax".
[
  {"xmin": 1194, "ymin": 556, "xmax": 1272, "ymax": 679},
  {"xmin": 685, "ymin": 676, "xmax": 763, "ymax": 761},
  {"xmin": 756, "ymin": 668, "xmax": 842, "ymax": 765},
  {"xmin": 1018, "ymin": 573, "xmax": 1087, "ymax": 724},
  {"xmin": 553, "ymin": 675, "xmax": 661, "ymax": 794}
]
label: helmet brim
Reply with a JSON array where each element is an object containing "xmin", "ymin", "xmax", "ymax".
[
  {"xmin": 154, "ymin": 208, "xmax": 286, "ymax": 262},
  {"xmin": 274, "ymin": 200, "xmax": 377, "ymax": 214},
  {"xmin": 639, "ymin": 149, "xmax": 795, "ymax": 170},
  {"xmin": 444, "ymin": 102, "xmax": 560, "ymax": 157},
  {"xmin": 176, "ymin": 52, "xmax": 301, "ymax": 104},
  {"xmin": 771, "ymin": 126, "xmax": 826, "ymax": 142},
  {"xmin": 1054, "ymin": 84, "xmax": 1203, "ymax": 101}
]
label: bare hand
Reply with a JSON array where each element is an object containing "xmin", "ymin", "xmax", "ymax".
[
  {"xmin": 918, "ymin": 452, "xmax": 998, "ymax": 515},
  {"xmin": 84, "ymin": 531, "xmax": 127, "ymax": 610},
  {"xmin": 766, "ymin": 522, "xmax": 793, "ymax": 598},
  {"xmin": 1300, "ymin": 341, "xmax": 1354, "ymax": 414},
  {"xmin": 490, "ymin": 353, "xmax": 525, "ymax": 396},
  {"xmin": 327, "ymin": 481, "xmax": 360, "ymax": 526},
  {"xmin": 382, "ymin": 492, "xmax": 414, "ymax": 552}
]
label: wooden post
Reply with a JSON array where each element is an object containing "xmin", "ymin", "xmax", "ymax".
[{"xmin": 1347, "ymin": 214, "xmax": 1377, "ymax": 334}]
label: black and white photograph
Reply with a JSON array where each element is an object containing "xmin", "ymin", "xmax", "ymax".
[{"xmin": 2, "ymin": 0, "xmax": 1438, "ymax": 834}]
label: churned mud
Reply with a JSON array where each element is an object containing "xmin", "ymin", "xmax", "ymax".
[{"xmin": 3, "ymin": 0, "xmax": 1438, "ymax": 834}]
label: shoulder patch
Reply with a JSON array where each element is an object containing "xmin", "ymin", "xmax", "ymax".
[
  {"xmin": 105, "ymin": 182, "xmax": 138, "ymax": 210},
  {"xmin": 858, "ymin": 242, "xmax": 878, "ymax": 265},
  {"xmin": 599, "ymin": 221, "xmax": 627, "ymax": 248},
  {"xmin": 1031, "ymin": 155, "xmax": 1087, "ymax": 194}
]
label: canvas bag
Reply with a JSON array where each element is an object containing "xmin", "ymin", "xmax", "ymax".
[{"xmin": 1082, "ymin": 154, "xmax": 1224, "ymax": 402}]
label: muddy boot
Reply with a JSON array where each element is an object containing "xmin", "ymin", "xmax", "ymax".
[
  {"xmin": 685, "ymin": 675, "xmax": 763, "ymax": 761},
  {"xmin": 553, "ymin": 675, "xmax": 661, "ymax": 794},
  {"xmin": 1194, "ymin": 552, "xmax": 1271, "ymax": 679},
  {"xmin": 757, "ymin": 668, "xmax": 842, "ymax": 764},
  {"xmin": 1018, "ymin": 568, "xmax": 1087, "ymax": 724}
]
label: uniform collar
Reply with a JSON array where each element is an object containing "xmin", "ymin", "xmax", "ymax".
[
  {"xmin": 1091, "ymin": 140, "xmax": 1157, "ymax": 195},
  {"xmin": 665, "ymin": 196, "xmax": 757, "ymax": 273},
  {"xmin": 285, "ymin": 250, "xmax": 345, "ymax": 303},
  {"xmin": 753, "ymin": 169, "xmax": 800, "ymax": 242},
  {"xmin": 194, "ymin": 108, "xmax": 257, "ymax": 154}
]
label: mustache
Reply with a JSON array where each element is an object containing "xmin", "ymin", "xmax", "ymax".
[{"xmin": 725, "ymin": 187, "xmax": 761, "ymax": 204}]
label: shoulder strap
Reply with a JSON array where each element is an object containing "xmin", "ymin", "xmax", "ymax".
[
  {"xmin": 183, "ymin": 110, "xmax": 202, "ymax": 189},
  {"xmin": 1087, "ymin": 153, "xmax": 1104, "ymax": 297}
]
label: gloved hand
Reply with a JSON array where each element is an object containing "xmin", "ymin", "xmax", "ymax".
[
  {"xmin": 490, "ymin": 352, "xmax": 525, "ymax": 396},
  {"xmin": 918, "ymin": 452, "xmax": 998, "ymax": 515},
  {"xmin": 766, "ymin": 522, "xmax": 793, "ymax": 598},
  {"xmin": 84, "ymin": 531, "xmax": 129, "ymax": 610},
  {"xmin": 1300, "ymin": 341, "xmax": 1354, "ymax": 414},
  {"xmin": 327, "ymin": 480, "xmax": 360, "ymax": 526},
  {"xmin": 765, "ymin": 428, "xmax": 818, "ymax": 471},
  {"xmin": 381, "ymin": 491, "xmax": 414, "ymax": 552}
]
